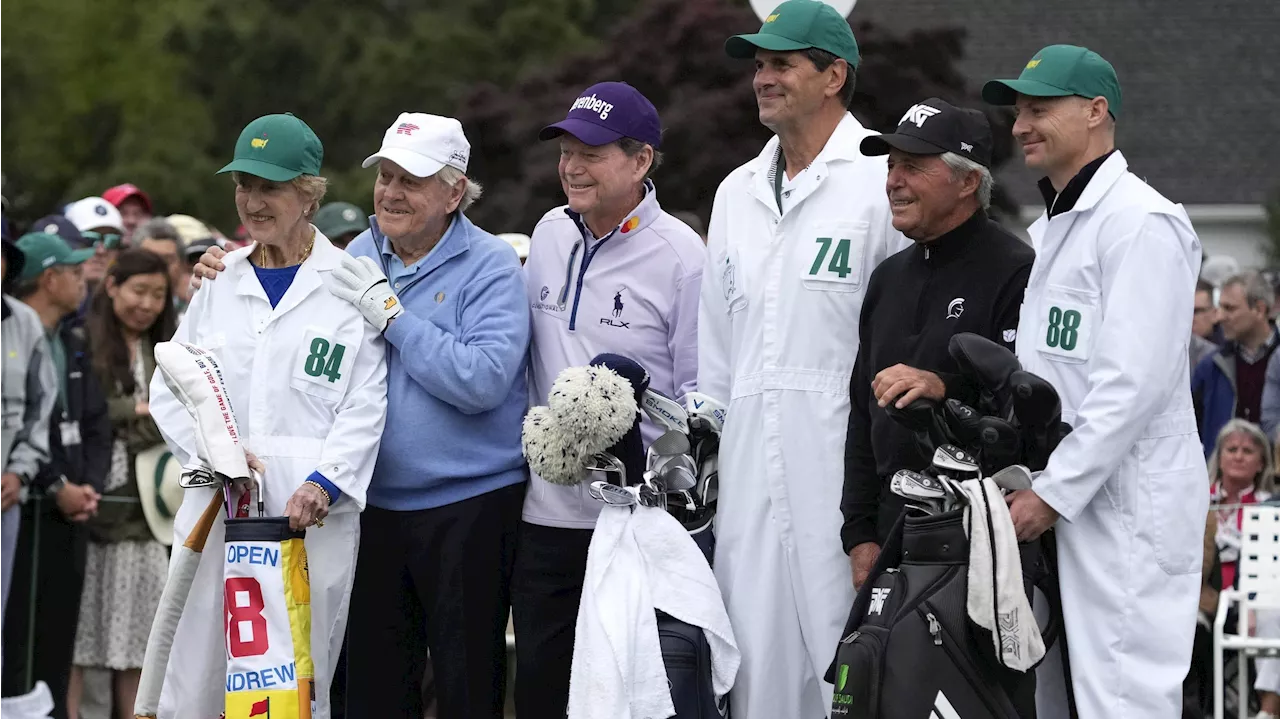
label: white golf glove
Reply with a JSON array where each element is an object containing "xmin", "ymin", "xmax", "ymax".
[{"xmin": 326, "ymin": 254, "xmax": 405, "ymax": 333}]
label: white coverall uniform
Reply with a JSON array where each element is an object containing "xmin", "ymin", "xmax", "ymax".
[
  {"xmin": 149, "ymin": 231, "xmax": 388, "ymax": 719},
  {"xmin": 699, "ymin": 113, "xmax": 908, "ymax": 717},
  {"xmin": 1014, "ymin": 152, "xmax": 1207, "ymax": 718}
]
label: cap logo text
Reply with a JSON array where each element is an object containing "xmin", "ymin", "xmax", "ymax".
[
  {"xmin": 571, "ymin": 93, "xmax": 614, "ymax": 121},
  {"xmin": 900, "ymin": 103, "xmax": 942, "ymax": 128},
  {"xmin": 1026, "ymin": 59, "xmax": 1041, "ymax": 69},
  {"xmin": 960, "ymin": 142, "xmax": 973, "ymax": 152},
  {"xmin": 251, "ymin": 137, "xmax": 269, "ymax": 149},
  {"xmin": 765, "ymin": 13, "xmax": 779, "ymax": 22},
  {"xmin": 396, "ymin": 123, "xmax": 420, "ymax": 136}
]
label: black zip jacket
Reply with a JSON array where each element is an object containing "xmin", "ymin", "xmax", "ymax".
[
  {"xmin": 33, "ymin": 321, "xmax": 111, "ymax": 495},
  {"xmin": 841, "ymin": 210, "xmax": 1035, "ymax": 552}
]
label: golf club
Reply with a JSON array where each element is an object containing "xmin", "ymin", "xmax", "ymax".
[
  {"xmin": 891, "ymin": 469, "xmax": 948, "ymax": 515},
  {"xmin": 989, "ymin": 464, "xmax": 1034, "ymax": 492},
  {"xmin": 590, "ymin": 480, "xmax": 639, "ymax": 506},
  {"xmin": 932, "ymin": 445, "xmax": 981, "ymax": 478},
  {"xmin": 586, "ymin": 452, "xmax": 628, "ymax": 486}
]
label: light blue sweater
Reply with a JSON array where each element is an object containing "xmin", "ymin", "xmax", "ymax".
[{"xmin": 346, "ymin": 213, "xmax": 530, "ymax": 510}]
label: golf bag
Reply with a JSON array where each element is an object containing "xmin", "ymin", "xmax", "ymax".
[
  {"xmin": 224, "ymin": 516, "xmax": 315, "ymax": 719},
  {"xmin": 524, "ymin": 354, "xmax": 734, "ymax": 718},
  {"xmin": 658, "ymin": 610, "xmax": 730, "ymax": 718},
  {"xmin": 829, "ymin": 509, "xmax": 1066, "ymax": 718},
  {"xmin": 828, "ymin": 333, "xmax": 1080, "ymax": 718}
]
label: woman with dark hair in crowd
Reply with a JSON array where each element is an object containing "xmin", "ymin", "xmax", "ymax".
[{"xmin": 68, "ymin": 249, "xmax": 175, "ymax": 719}]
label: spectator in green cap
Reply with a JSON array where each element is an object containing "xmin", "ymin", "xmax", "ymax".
[
  {"xmin": 313, "ymin": 201, "xmax": 369, "ymax": 250},
  {"xmin": 982, "ymin": 46, "xmax": 1207, "ymax": 719},
  {"xmin": 703, "ymin": 1, "xmax": 909, "ymax": 716},
  {"xmin": 4, "ymin": 231, "xmax": 106, "ymax": 719}
]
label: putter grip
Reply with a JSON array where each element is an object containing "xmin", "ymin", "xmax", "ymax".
[{"xmin": 134, "ymin": 491, "xmax": 224, "ymax": 718}]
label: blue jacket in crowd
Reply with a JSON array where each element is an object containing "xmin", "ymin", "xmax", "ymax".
[{"xmin": 1192, "ymin": 349, "xmax": 1236, "ymax": 457}]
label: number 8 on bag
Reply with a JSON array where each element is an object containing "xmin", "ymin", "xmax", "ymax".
[{"xmin": 224, "ymin": 518, "xmax": 315, "ymax": 719}]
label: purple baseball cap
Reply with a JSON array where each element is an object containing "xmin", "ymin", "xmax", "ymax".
[{"xmin": 539, "ymin": 82, "xmax": 662, "ymax": 149}]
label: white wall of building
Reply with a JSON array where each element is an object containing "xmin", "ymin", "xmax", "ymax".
[{"xmin": 1009, "ymin": 204, "xmax": 1271, "ymax": 271}]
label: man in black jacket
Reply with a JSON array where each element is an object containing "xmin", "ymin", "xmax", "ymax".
[
  {"xmin": 2, "ymin": 232, "xmax": 108, "ymax": 718},
  {"xmin": 841, "ymin": 98, "xmax": 1035, "ymax": 588}
]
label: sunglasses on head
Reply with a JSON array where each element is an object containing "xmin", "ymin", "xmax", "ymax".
[{"xmin": 81, "ymin": 231, "xmax": 123, "ymax": 249}]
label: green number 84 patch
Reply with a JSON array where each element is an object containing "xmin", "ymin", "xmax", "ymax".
[{"xmin": 304, "ymin": 337, "xmax": 346, "ymax": 383}]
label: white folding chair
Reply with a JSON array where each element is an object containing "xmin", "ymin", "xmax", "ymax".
[{"xmin": 1215, "ymin": 505, "xmax": 1280, "ymax": 719}]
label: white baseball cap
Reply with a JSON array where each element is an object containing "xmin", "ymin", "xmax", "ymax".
[
  {"xmin": 65, "ymin": 196, "xmax": 125, "ymax": 233},
  {"xmin": 362, "ymin": 113, "xmax": 470, "ymax": 178}
]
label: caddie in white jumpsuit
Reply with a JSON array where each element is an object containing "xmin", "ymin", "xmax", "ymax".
[
  {"xmin": 698, "ymin": 2, "xmax": 907, "ymax": 715},
  {"xmin": 983, "ymin": 46, "xmax": 1207, "ymax": 718},
  {"xmin": 149, "ymin": 114, "xmax": 388, "ymax": 719}
]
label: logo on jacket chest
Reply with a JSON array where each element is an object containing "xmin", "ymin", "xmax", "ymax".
[
  {"xmin": 532, "ymin": 285, "xmax": 566, "ymax": 313},
  {"xmin": 600, "ymin": 287, "xmax": 629, "ymax": 329},
  {"xmin": 946, "ymin": 297, "xmax": 965, "ymax": 319}
]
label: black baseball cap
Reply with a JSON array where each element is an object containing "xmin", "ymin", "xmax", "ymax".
[{"xmin": 860, "ymin": 97, "xmax": 993, "ymax": 167}]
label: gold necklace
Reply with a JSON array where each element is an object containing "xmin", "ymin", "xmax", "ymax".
[{"xmin": 259, "ymin": 229, "xmax": 316, "ymax": 268}]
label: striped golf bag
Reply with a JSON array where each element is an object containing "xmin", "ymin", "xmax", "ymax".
[{"xmin": 223, "ymin": 517, "xmax": 315, "ymax": 719}]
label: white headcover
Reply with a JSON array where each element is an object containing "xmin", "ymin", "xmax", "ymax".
[{"xmin": 153, "ymin": 342, "xmax": 250, "ymax": 482}]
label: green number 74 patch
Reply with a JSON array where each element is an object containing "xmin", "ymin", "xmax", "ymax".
[{"xmin": 808, "ymin": 237, "xmax": 854, "ymax": 279}]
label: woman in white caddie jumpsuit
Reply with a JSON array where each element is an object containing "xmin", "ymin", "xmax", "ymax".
[{"xmin": 148, "ymin": 113, "xmax": 387, "ymax": 719}]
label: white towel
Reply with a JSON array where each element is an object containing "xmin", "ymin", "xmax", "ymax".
[
  {"xmin": 958, "ymin": 478, "xmax": 1045, "ymax": 672},
  {"xmin": 568, "ymin": 504, "xmax": 740, "ymax": 719}
]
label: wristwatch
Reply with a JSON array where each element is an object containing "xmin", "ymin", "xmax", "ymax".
[{"xmin": 45, "ymin": 476, "xmax": 68, "ymax": 498}]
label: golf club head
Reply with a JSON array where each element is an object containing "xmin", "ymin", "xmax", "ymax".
[
  {"xmin": 179, "ymin": 464, "xmax": 222, "ymax": 489},
  {"xmin": 585, "ymin": 452, "xmax": 628, "ymax": 486},
  {"xmin": 891, "ymin": 469, "xmax": 948, "ymax": 503},
  {"xmin": 885, "ymin": 398, "xmax": 956, "ymax": 457},
  {"xmin": 650, "ymin": 429, "xmax": 692, "ymax": 457},
  {"xmin": 990, "ymin": 464, "xmax": 1034, "ymax": 492},
  {"xmin": 948, "ymin": 333, "xmax": 1021, "ymax": 419},
  {"xmin": 976, "ymin": 416, "xmax": 1021, "ymax": 475},
  {"xmin": 660, "ymin": 464, "xmax": 698, "ymax": 492},
  {"xmin": 685, "ymin": 392, "xmax": 727, "ymax": 434},
  {"xmin": 589, "ymin": 480, "xmax": 638, "ymax": 506},
  {"xmin": 638, "ymin": 481, "xmax": 667, "ymax": 509},
  {"xmin": 642, "ymin": 388, "xmax": 689, "ymax": 434},
  {"xmin": 941, "ymin": 399, "xmax": 984, "ymax": 447},
  {"xmin": 932, "ymin": 445, "xmax": 980, "ymax": 477},
  {"xmin": 1009, "ymin": 370, "xmax": 1061, "ymax": 427}
]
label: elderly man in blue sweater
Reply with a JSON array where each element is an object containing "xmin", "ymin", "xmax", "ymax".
[{"xmin": 195, "ymin": 113, "xmax": 530, "ymax": 718}]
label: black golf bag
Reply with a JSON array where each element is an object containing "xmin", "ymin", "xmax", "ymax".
[
  {"xmin": 828, "ymin": 333, "xmax": 1081, "ymax": 718},
  {"xmin": 658, "ymin": 610, "xmax": 729, "ymax": 718},
  {"xmin": 828, "ymin": 509, "xmax": 1067, "ymax": 718}
]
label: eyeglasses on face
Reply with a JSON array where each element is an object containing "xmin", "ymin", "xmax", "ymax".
[{"xmin": 81, "ymin": 231, "xmax": 123, "ymax": 249}]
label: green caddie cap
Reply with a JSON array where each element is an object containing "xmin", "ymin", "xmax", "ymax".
[
  {"xmin": 217, "ymin": 113, "xmax": 324, "ymax": 182},
  {"xmin": 16, "ymin": 232, "xmax": 94, "ymax": 281},
  {"xmin": 725, "ymin": 0, "xmax": 860, "ymax": 68},
  {"xmin": 982, "ymin": 44, "xmax": 1123, "ymax": 118}
]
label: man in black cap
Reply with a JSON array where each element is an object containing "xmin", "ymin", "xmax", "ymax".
[{"xmin": 840, "ymin": 97, "xmax": 1035, "ymax": 587}]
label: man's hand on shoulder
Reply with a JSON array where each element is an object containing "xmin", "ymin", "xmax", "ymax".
[
  {"xmin": 872, "ymin": 364, "xmax": 946, "ymax": 409},
  {"xmin": 190, "ymin": 245, "xmax": 228, "ymax": 290},
  {"xmin": 325, "ymin": 255, "xmax": 405, "ymax": 333}
]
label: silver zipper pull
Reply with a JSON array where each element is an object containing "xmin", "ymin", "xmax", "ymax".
[
  {"xmin": 841, "ymin": 630, "xmax": 861, "ymax": 645},
  {"xmin": 927, "ymin": 613, "xmax": 942, "ymax": 646}
]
